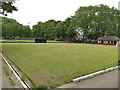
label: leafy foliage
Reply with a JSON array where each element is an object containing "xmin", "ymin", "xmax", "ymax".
[
  {"xmin": 73, "ymin": 5, "xmax": 119, "ymax": 40},
  {"xmin": 32, "ymin": 4, "xmax": 119, "ymax": 41},
  {"xmin": 1, "ymin": 4, "xmax": 119, "ymax": 41},
  {"xmin": 1, "ymin": 17, "xmax": 32, "ymax": 38},
  {"xmin": 0, "ymin": 1, "xmax": 18, "ymax": 16}
]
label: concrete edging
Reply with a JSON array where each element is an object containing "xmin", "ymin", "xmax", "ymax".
[
  {"xmin": 72, "ymin": 66, "xmax": 118, "ymax": 82},
  {"xmin": 0, "ymin": 53, "xmax": 30, "ymax": 90}
]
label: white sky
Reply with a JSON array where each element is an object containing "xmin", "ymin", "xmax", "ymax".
[{"xmin": 5, "ymin": 0, "xmax": 120, "ymax": 27}]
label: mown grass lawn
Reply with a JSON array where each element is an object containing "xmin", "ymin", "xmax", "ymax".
[
  {"xmin": 2, "ymin": 43, "xmax": 118, "ymax": 87},
  {"xmin": 0, "ymin": 39, "xmax": 61, "ymax": 43},
  {"xmin": 0, "ymin": 39, "xmax": 35, "ymax": 42}
]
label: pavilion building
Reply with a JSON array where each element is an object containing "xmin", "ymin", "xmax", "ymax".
[{"xmin": 97, "ymin": 36, "xmax": 120, "ymax": 46}]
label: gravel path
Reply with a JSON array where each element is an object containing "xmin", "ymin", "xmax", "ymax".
[{"xmin": 58, "ymin": 70, "xmax": 118, "ymax": 88}]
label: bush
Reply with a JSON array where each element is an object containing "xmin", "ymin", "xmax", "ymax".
[
  {"xmin": 72, "ymin": 40, "xmax": 77, "ymax": 43},
  {"xmin": 91, "ymin": 42, "xmax": 95, "ymax": 44},
  {"xmin": 56, "ymin": 38, "xmax": 63, "ymax": 41},
  {"xmin": 69, "ymin": 40, "xmax": 84, "ymax": 43},
  {"xmin": 91, "ymin": 40, "xmax": 97, "ymax": 44},
  {"xmin": 10, "ymin": 37, "xmax": 15, "ymax": 39},
  {"xmin": 78, "ymin": 40, "xmax": 83, "ymax": 43},
  {"xmin": 4, "ymin": 37, "xmax": 10, "ymax": 39},
  {"xmin": 86, "ymin": 40, "xmax": 91, "ymax": 43},
  {"xmin": 50, "ymin": 38, "xmax": 54, "ymax": 40}
]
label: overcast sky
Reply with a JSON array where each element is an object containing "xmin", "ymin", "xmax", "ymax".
[{"xmin": 6, "ymin": 0, "xmax": 120, "ymax": 27}]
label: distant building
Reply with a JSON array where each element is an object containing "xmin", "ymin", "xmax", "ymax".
[
  {"xmin": 97, "ymin": 36, "xmax": 120, "ymax": 46},
  {"xmin": 76, "ymin": 30, "xmax": 84, "ymax": 40}
]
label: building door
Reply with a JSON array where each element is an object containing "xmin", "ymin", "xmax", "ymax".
[
  {"xmin": 111, "ymin": 41, "xmax": 113, "ymax": 44},
  {"xmin": 101, "ymin": 41, "xmax": 103, "ymax": 43}
]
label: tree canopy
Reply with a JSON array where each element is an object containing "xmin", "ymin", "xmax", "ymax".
[
  {"xmin": 73, "ymin": 5, "xmax": 119, "ymax": 40},
  {"xmin": 1, "ymin": 17, "xmax": 32, "ymax": 38},
  {"xmin": 32, "ymin": 4, "xmax": 119, "ymax": 41},
  {"xmin": 0, "ymin": 1, "xmax": 18, "ymax": 16}
]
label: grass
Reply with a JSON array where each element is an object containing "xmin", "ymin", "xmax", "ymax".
[
  {"xmin": 0, "ymin": 39, "xmax": 62, "ymax": 43},
  {"xmin": 2, "ymin": 43, "xmax": 118, "ymax": 88},
  {"xmin": 9, "ymin": 77, "xmax": 15, "ymax": 86},
  {"xmin": 4, "ymin": 66, "xmax": 15, "ymax": 86},
  {"xmin": 4, "ymin": 67, "xmax": 10, "ymax": 76},
  {"xmin": 1, "ymin": 39, "xmax": 35, "ymax": 43}
]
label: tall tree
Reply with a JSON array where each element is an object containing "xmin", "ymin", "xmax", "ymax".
[
  {"xmin": 64, "ymin": 17, "xmax": 76, "ymax": 41},
  {"xmin": 32, "ymin": 22, "xmax": 45, "ymax": 38},
  {"xmin": 1, "ymin": 17, "xmax": 32, "ymax": 38},
  {"xmin": 43, "ymin": 20, "xmax": 57, "ymax": 39},
  {"xmin": 56, "ymin": 21, "xmax": 66, "ymax": 40},
  {"xmin": 73, "ymin": 4, "xmax": 119, "ymax": 40}
]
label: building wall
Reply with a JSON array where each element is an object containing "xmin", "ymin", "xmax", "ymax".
[
  {"xmin": 103, "ymin": 41, "xmax": 108, "ymax": 44},
  {"xmin": 97, "ymin": 40, "xmax": 118, "ymax": 46}
]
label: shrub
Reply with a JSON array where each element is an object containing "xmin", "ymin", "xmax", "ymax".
[
  {"xmin": 72, "ymin": 40, "xmax": 77, "ymax": 43},
  {"xmin": 56, "ymin": 38, "xmax": 63, "ymax": 41},
  {"xmin": 4, "ymin": 37, "xmax": 10, "ymax": 39},
  {"xmin": 91, "ymin": 40, "xmax": 97, "ymax": 44},
  {"xmin": 86, "ymin": 40, "xmax": 91, "ymax": 43},
  {"xmin": 78, "ymin": 40, "xmax": 83, "ymax": 43},
  {"xmin": 50, "ymin": 38, "xmax": 54, "ymax": 40}
]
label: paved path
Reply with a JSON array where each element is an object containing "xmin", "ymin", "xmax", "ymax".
[
  {"xmin": 1, "ymin": 56, "xmax": 23, "ymax": 89},
  {"xmin": 0, "ymin": 56, "xmax": 2, "ymax": 90},
  {"xmin": 58, "ymin": 70, "xmax": 118, "ymax": 88},
  {"xmin": 2, "ymin": 65, "xmax": 15, "ymax": 88}
]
